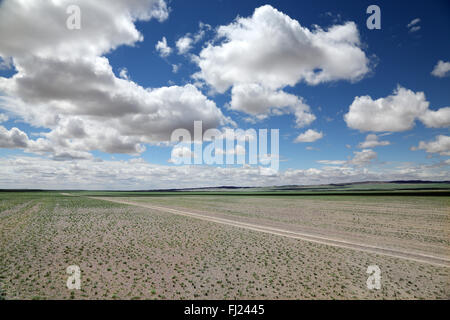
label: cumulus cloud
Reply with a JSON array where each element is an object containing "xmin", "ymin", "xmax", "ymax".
[
  {"xmin": 0, "ymin": 0, "xmax": 169, "ymax": 60},
  {"xmin": 344, "ymin": 86, "xmax": 450, "ymax": 132},
  {"xmin": 1, "ymin": 155, "xmax": 448, "ymax": 189},
  {"xmin": 119, "ymin": 68, "xmax": 130, "ymax": 80},
  {"xmin": 318, "ymin": 149, "xmax": 377, "ymax": 167},
  {"xmin": 176, "ymin": 36, "xmax": 193, "ymax": 55},
  {"xmin": 0, "ymin": 0, "xmax": 229, "ymax": 159},
  {"xmin": 175, "ymin": 22, "xmax": 211, "ymax": 55},
  {"xmin": 0, "ymin": 125, "xmax": 94, "ymax": 160},
  {"xmin": 350, "ymin": 149, "xmax": 377, "ymax": 165},
  {"xmin": 155, "ymin": 36, "xmax": 172, "ymax": 57},
  {"xmin": 0, "ymin": 57, "xmax": 227, "ymax": 154},
  {"xmin": 411, "ymin": 135, "xmax": 450, "ymax": 156},
  {"xmin": 230, "ymin": 83, "xmax": 315, "ymax": 127},
  {"xmin": 191, "ymin": 5, "xmax": 370, "ymax": 126},
  {"xmin": 431, "ymin": 60, "xmax": 450, "ymax": 78},
  {"xmin": 194, "ymin": 5, "xmax": 370, "ymax": 91},
  {"xmin": 294, "ymin": 129, "xmax": 323, "ymax": 143},
  {"xmin": 420, "ymin": 107, "xmax": 450, "ymax": 128},
  {"xmin": 358, "ymin": 134, "xmax": 390, "ymax": 148},
  {"xmin": 0, "ymin": 126, "xmax": 29, "ymax": 148}
]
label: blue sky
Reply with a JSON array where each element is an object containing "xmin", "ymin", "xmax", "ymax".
[
  {"xmin": 104, "ymin": 0, "xmax": 449, "ymax": 170},
  {"xmin": 0, "ymin": 0, "xmax": 449, "ymax": 189}
]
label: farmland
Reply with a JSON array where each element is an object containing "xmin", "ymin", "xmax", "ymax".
[{"xmin": 0, "ymin": 188, "xmax": 449, "ymax": 300}]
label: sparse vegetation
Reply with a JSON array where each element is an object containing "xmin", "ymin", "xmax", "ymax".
[{"xmin": 0, "ymin": 191, "xmax": 448, "ymax": 300}]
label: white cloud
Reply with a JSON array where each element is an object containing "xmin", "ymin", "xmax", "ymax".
[
  {"xmin": 411, "ymin": 135, "xmax": 450, "ymax": 156},
  {"xmin": 407, "ymin": 18, "xmax": 421, "ymax": 33},
  {"xmin": 317, "ymin": 160, "xmax": 346, "ymax": 165},
  {"xmin": 431, "ymin": 60, "xmax": 450, "ymax": 78},
  {"xmin": 0, "ymin": 0, "xmax": 229, "ymax": 159},
  {"xmin": 156, "ymin": 36, "xmax": 172, "ymax": 57},
  {"xmin": 229, "ymin": 83, "xmax": 315, "ymax": 127},
  {"xmin": 0, "ymin": 113, "xmax": 8, "ymax": 123},
  {"xmin": 0, "ymin": 125, "xmax": 94, "ymax": 160},
  {"xmin": 176, "ymin": 36, "xmax": 193, "ymax": 55},
  {"xmin": 318, "ymin": 149, "xmax": 377, "ymax": 167},
  {"xmin": 189, "ymin": 5, "xmax": 371, "ymax": 126},
  {"xmin": 407, "ymin": 18, "xmax": 421, "ymax": 28},
  {"xmin": 419, "ymin": 107, "xmax": 450, "ymax": 128},
  {"xmin": 350, "ymin": 149, "xmax": 377, "ymax": 165},
  {"xmin": 344, "ymin": 86, "xmax": 449, "ymax": 132},
  {"xmin": 294, "ymin": 129, "xmax": 323, "ymax": 143},
  {"xmin": 175, "ymin": 22, "xmax": 211, "ymax": 55},
  {"xmin": 119, "ymin": 68, "xmax": 130, "ymax": 80},
  {"xmin": 194, "ymin": 22, "xmax": 211, "ymax": 42},
  {"xmin": 215, "ymin": 145, "xmax": 246, "ymax": 156},
  {"xmin": 0, "ymin": 126, "xmax": 29, "ymax": 148},
  {"xmin": 0, "ymin": 57, "xmax": 227, "ymax": 154},
  {"xmin": 0, "ymin": 155, "xmax": 448, "ymax": 190},
  {"xmin": 169, "ymin": 145, "xmax": 194, "ymax": 163},
  {"xmin": 358, "ymin": 134, "xmax": 390, "ymax": 148},
  {"xmin": 172, "ymin": 64, "xmax": 180, "ymax": 73},
  {"xmin": 194, "ymin": 5, "xmax": 370, "ymax": 92},
  {"xmin": 0, "ymin": 0, "xmax": 169, "ymax": 60}
]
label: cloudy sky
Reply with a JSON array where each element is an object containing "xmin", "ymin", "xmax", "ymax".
[{"xmin": 0, "ymin": 0, "xmax": 449, "ymax": 189}]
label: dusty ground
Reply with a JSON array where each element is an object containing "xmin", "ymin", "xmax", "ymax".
[
  {"xmin": 94, "ymin": 196, "xmax": 450, "ymax": 267},
  {"xmin": 0, "ymin": 193, "xmax": 448, "ymax": 300},
  {"xmin": 124, "ymin": 195, "xmax": 450, "ymax": 259}
]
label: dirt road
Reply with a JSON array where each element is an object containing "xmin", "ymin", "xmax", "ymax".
[{"xmin": 92, "ymin": 196, "xmax": 450, "ymax": 267}]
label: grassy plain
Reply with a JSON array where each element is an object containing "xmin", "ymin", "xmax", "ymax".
[{"xmin": 0, "ymin": 188, "xmax": 449, "ymax": 300}]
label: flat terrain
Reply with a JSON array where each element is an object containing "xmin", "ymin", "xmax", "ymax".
[
  {"xmin": 94, "ymin": 196, "xmax": 450, "ymax": 266},
  {"xmin": 0, "ymin": 191, "xmax": 449, "ymax": 299}
]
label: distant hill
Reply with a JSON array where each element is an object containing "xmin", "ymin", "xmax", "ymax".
[
  {"xmin": 1, "ymin": 180, "xmax": 449, "ymax": 192},
  {"xmin": 139, "ymin": 180, "xmax": 450, "ymax": 192}
]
